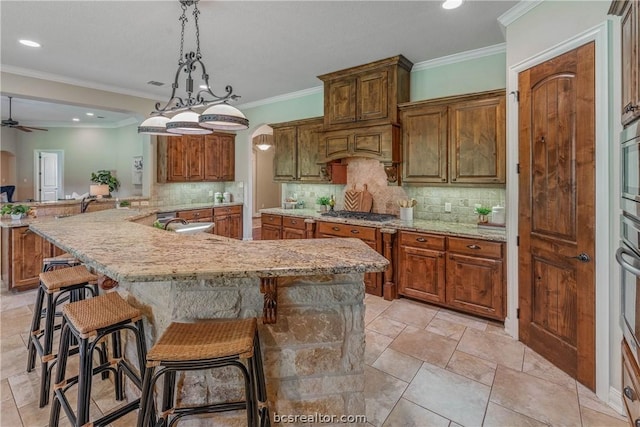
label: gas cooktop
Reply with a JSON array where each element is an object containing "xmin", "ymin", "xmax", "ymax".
[{"xmin": 320, "ymin": 210, "xmax": 397, "ymax": 222}]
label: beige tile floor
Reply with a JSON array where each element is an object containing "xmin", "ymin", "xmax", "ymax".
[{"xmin": 0, "ymin": 287, "xmax": 629, "ymax": 426}]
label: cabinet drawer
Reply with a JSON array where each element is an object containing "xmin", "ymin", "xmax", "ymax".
[
  {"xmin": 282, "ymin": 216, "xmax": 305, "ymax": 230},
  {"xmin": 261, "ymin": 214, "xmax": 282, "ymax": 226},
  {"xmin": 447, "ymin": 237, "xmax": 502, "ymax": 259},
  {"xmin": 177, "ymin": 209, "xmax": 213, "ymax": 221},
  {"xmin": 316, "ymin": 221, "xmax": 376, "ymax": 241},
  {"xmin": 214, "ymin": 205, "xmax": 242, "ymax": 216},
  {"xmin": 623, "ymin": 339, "xmax": 640, "ymax": 425},
  {"xmin": 399, "ymin": 231, "xmax": 445, "ymax": 251}
]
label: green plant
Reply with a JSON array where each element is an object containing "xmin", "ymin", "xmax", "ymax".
[
  {"xmin": 119, "ymin": 200, "xmax": 131, "ymax": 207},
  {"xmin": 153, "ymin": 220, "xmax": 165, "ymax": 230},
  {"xmin": 316, "ymin": 196, "xmax": 330, "ymax": 206},
  {"xmin": 1, "ymin": 204, "xmax": 30, "ymax": 216},
  {"xmin": 90, "ymin": 170, "xmax": 120, "ymax": 193},
  {"xmin": 475, "ymin": 206, "xmax": 492, "ymax": 216}
]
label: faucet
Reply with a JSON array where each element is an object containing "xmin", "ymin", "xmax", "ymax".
[
  {"xmin": 163, "ymin": 218, "xmax": 188, "ymax": 230},
  {"xmin": 80, "ymin": 197, "xmax": 97, "ymax": 213}
]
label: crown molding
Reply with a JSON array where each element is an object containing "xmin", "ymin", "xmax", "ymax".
[
  {"xmin": 497, "ymin": 0, "xmax": 543, "ymax": 28},
  {"xmin": 411, "ymin": 43, "xmax": 506, "ymax": 72},
  {"xmin": 20, "ymin": 116, "xmax": 139, "ymax": 129},
  {"xmin": 1, "ymin": 65, "xmax": 161, "ymax": 102},
  {"xmin": 237, "ymin": 86, "xmax": 323, "ymax": 110}
]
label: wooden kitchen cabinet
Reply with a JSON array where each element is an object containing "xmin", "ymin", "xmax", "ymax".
[
  {"xmin": 397, "ymin": 231, "xmax": 446, "ymax": 304},
  {"xmin": 213, "ymin": 205, "xmax": 243, "ymax": 239},
  {"xmin": 315, "ymin": 221, "xmax": 383, "ymax": 296},
  {"xmin": 177, "ymin": 208, "xmax": 214, "ymax": 233},
  {"xmin": 261, "ymin": 214, "xmax": 282, "ymax": 240},
  {"xmin": 204, "ymin": 133, "xmax": 235, "ymax": 181},
  {"xmin": 446, "ymin": 236, "xmax": 505, "ymax": 320},
  {"xmin": 157, "ymin": 132, "xmax": 235, "ymax": 183},
  {"xmin": 320, "ymin": 124, "xmax": 400, "ymax": 164},
  {"xmin": 611, "ymin": 0, "xmax": 640, "ymax": 125},
  {"xmin": 622, "ymin": 339, "xmax": 640, "ymax": 425},
  {"xmin": 399, "ymin": 90, "xmax": 506, "ymax": 186},
  {"xmin": 1, "ymin": 226, "xmax": 54, "ymax": 290},
  {"xmin": 282, "ymin": 216, "xmax": 306, "ymax": 239},
  {"xmin": 318, "ymin": 55, "xmax": 412, "ymax": 128},
  {"xmin": 271, "ymin": 117, "xmax": 327, "ymax": 183}
]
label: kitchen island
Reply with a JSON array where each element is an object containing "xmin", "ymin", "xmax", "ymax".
[{"xmin": 28, "ymin": 209, "xmax": 388, "ymax": 423}]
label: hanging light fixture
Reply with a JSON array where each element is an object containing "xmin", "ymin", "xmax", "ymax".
[
  {"xmin": 138, "ymin": 0, "xmax": 248, "ymax": 136},
  {"xmin": 253, "ymin": 134, "xmax": 273, "ymax": 151}
]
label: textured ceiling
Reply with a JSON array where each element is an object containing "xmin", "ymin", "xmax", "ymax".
[{"xmin": 0, "ymin": 0, "xmax": 518, "ymax": 127}]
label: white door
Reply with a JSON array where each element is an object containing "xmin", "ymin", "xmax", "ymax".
[{"xmin": 39, "ymin": 152, "xmax": 59, "ymax": 201}]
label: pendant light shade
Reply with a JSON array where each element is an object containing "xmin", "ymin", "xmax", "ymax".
[
  {"xmin": 200, "ymin": 104, "xmax": 249, "ymax": 131},
  {"xmin": 138, "ymin": 115, "xmax": 172, "ymax": 135},
  {"xmin": 166, "ymin": 111, "xmax": 213, "ymax": 135}
]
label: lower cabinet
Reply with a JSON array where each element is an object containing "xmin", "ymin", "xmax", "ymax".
[
  {"xmin": 398, "ymin": 231, "xmax": 505, "ymax": 320},
  {"xmin": 622, "ymin": 339, "xmax": 640, "ymax": 425},
  {"xmin": 177, "ymin": 208, "xmax": 214, "ymax": 233},
  {"xmin": 316, "ymin": 221, "xmax": 383, "ymax": 296},
  {"xmin": 261, "ymin": 214, "xmax": 282, "ymax": 240},
  {"xmin": 213, "ymin": 205, "xmax": 243, "ymax": 240},
  {"xmin": 1, "ymin": 226, "xmax": 54, "ymax": 291},
  {"xmin": 282, "ymin": 216, "xmax": 306, "ymax": 239}
]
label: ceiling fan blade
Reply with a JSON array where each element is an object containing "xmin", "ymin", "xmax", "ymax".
[
  {"xmin": 24, "ymin": 126, "xmax": 48, "ymax": 132},
  {"xmin": 14, "ymin": 126, "xmax": 33, "ymax": 133}
]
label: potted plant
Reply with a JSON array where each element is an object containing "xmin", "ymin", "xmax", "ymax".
[
  {"xmin": 475, "ymin": 205, "xmax": 492, "ymax": 223},
  {"xmin": 90, "ymin": 170, "xmax": 120, "ymax": 195},
  {"xmin": 316, "ymin": 196, "xmax": 330, "ymax": 212},
  {"xmin": 1, "ymin": 204, "xmax": 31, "ymax": 220}
]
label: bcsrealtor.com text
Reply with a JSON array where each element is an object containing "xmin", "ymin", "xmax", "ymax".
[{"xmin": 273, "ymin": 412, "xmax": 367, "ymax": 424}]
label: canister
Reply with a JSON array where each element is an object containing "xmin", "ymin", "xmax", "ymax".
[
  {"xmin": 223, "ymin": 192, "xmax": 231, "ymax": 203},
  {"xmin": 214, "ymin": 192, "xmax": 222, "ymax": 204},
  {"xmin": 491, "ymin": 205, "xmax": 505, "ymax": 225}
]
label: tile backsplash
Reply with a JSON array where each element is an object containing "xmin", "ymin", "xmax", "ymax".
[
  {"xmin": 152, "ymin": 182, "xmax": 244, "ymax": 207},
  {"xmin": 283, "ymin": 158, "xmax": 505, "ymax": 224}
]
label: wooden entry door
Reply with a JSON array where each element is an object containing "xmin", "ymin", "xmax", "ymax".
[{"xmin": 518, "ymin": 42, "xmax": 596, "ymax": 390}]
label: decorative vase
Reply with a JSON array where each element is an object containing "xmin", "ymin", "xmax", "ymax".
[
  {"xmin": 478, "ymin": 214, "xmax": 488, "ymax": 223},
  {"xmin": 318, "ymin": 205, "xmax": 328, "ymax": 212},
  {"xmin": 10, "ymin": 214, "xmax": 22, "ymax": 220}
]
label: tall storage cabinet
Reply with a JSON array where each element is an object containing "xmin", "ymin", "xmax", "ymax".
[{"xmin": 611, "ymin": 0, "xmax": 639, "ymax": 125}]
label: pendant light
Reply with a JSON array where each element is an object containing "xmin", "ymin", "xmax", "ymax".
[{"xmin": 138, "ymin": 1, "xmax": 248, "ymax": 135}]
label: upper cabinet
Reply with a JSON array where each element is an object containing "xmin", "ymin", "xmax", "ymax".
[
  {"xmin": 157, "ymin": 132, "xmax": 235, "ymax": 183},
  {"xmin": 271, "ymin": 117, "xmax": 327, "ymax": 182},
  {"xmin": 399, "ymin": 90, "xmax": 506, "ymax": 186},
  {"xmin": 611, "ymin": 0, "xmax": 640, "ymax": 126}
]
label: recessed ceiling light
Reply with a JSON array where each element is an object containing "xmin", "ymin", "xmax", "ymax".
[
  {"xmin": 72, "ymin": 118, "xmax": 80, "ymax": 122},
  {"xmin": 86, "ymin": 112, "xmax": 94, "ymax": 116},
  {"xmin": 442, "ymin": 0, "xmax": 463, "ymax": 10},
  {"xmin": 199, "ymin": 85, "xmax": 208, "ymax": 89},
  {"xmin": 19, "ymin": 39, "xmax": 41, "ymax": 48}
]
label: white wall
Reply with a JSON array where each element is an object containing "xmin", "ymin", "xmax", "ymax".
[{"xmin": 505, "ymin": 0, "xmax": 619, "ymax": 407}]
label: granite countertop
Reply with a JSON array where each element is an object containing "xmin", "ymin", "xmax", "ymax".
[
  {"xmin": 260, "ymin": 208, "xmax": 507, "ymax": 242},
  {"xmin": 26, "ymin": 209, "xmax": 388, "ymax": 283},
  {"xmin": 1, "ymin": 196, "xmax": 149, "ymax": 209}
]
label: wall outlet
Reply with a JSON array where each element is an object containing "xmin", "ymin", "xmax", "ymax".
[
  {"xmin": 140, "ymin": 200, "xmax": 149, "ymax": 206},
  {"xmin": 444, "ymin": 202, "xmax": 452, "ymax": 213},
  {"xmin": 208, "ymin": 190, "xmax": 214, "ymax": 197},
  {"xmin": 474, "ymin": 203, "xmax": 482, "ymax": 209}
]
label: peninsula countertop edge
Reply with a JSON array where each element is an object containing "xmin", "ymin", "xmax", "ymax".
[{"xmin": 27, "ymin": 209, "xmax": 389, "ymax": 283}]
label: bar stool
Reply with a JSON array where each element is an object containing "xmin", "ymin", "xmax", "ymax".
[
  {"xmin": 49, "ymin": 291, "xmax": 148, "ymax": 427},
  {"xmin": 137, "ymin": 318, "xmax": 270, "ymax": 427},
  {"xmin": 26, "ymin": 264, "xmax": 101, "ymax": 407}
]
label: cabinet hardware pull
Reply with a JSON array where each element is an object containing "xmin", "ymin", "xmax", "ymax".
[
  {"xmin": 332, "ymin": 227, "xmax": 340, "ymax": 231},
  {"xmin": 467, "ymin": 244, "xmax": 481, "ymax": 250},
  {"xmin": 291, "ymin": 220, "xmax": 297, "ymax": 224},
  {"xmin": 625, "ymin": 386, "xmax": 637, "ymax": 401},
  {"xmin": 416, "ymin": 237, "xmax": 427, "ymax": 242},
  {"xmin": 452, "ymin": 178, "xmax": 457, "ymax": 182},
  {"xmin": 350, "ymin": 230, "xmax": 360, "ymax": 234},
  {"xmin": 635, "ymin": 419, "xmax": 640, "ymax": 427}
]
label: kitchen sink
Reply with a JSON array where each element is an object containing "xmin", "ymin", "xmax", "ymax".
[{"xmin": 168, "ymin": 222, "xmax": 214, "ymax": 234}]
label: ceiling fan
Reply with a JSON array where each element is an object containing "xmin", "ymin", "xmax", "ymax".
[{"xmin": 1, "ymin": 96, "xmax": 48, "ymax": 132}]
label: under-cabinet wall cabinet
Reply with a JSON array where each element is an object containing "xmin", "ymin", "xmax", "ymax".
[
  {"xmin": 399, "ymin": 90, "xmax": 506, "ymax": 185},
  {"xmin": 1, "ymin": 226, "xmax": 61, "ymax": 291},
  {"xmin": 157, "ymin": 132, "xmax": 235, "ymax": 183},
  {"xmin": 271, "ymin": 117, "xmax": 328, "ymax": 183}
]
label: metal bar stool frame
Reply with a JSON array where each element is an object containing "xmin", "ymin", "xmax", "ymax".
[
  {"xmin": 49, "ymin": 298, "xmax": 148, "ymax": 427},
  {"xmin": 137, "ymin": 329, "xmax": 270, "ymax": 427}
]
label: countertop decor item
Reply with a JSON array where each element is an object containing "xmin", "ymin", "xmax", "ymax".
[
  {"xmin": 137, "ymin": 0, "xmax": 248, "ymax": 136},
  {"xmin": 475, "ymin": 206, "xmax": 492, "ymax": 224},
  {"xmin": 317, "ymin": 196, "xmax": 330, "ymax": 212},
  {"xmin": 1, "ymin": 203, "xmax": 31, "ymax": 220},
  {"xmin": 90, "ymin": 170, "xmax": 120, "ymax": 194}
]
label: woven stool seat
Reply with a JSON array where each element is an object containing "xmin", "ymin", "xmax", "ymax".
[
  {"xmin": 63, "ymin": 292, "xmax": 141, "ymax": 338},
  {"xmin": 39, "ymin": 265, "xmax": 97, "ymax": 291},
  {"xmin": 147, "ymin": 318, "xmax": 257, "ymax": 364}
]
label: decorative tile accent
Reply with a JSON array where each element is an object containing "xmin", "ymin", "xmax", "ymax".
[{"xmin": 152, "ymin": 181, "xmax": 244, "ymax": 207}]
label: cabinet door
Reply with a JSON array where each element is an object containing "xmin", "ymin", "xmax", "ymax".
[
  {"xmin": 12, "ymin": 227, "xmax": 49, "ymax": 289},
  {"xmin": 449, "ymin": 95, "xmax": 506, "ymax": 184},
  {"xmin": 261, "ymin": 224, "xmax": 281, "ymax": 240},
  {"xmin": 621, "ymin": 0, "xmax": 640, "ymax": 125},
  {"xmin": 297, "ymin": 121, "xmax": 326, "ymax": 182},
  {"xmin": 446, "ymin": 252, "xmax": 504, "ymax": 320},
  {"xmin": 358, "ymin": 70, "xmax": 388, "ymax": 121},
  {"xmin": 401, "ymin": 105, "xmax": 448, "ymax": 183},
  {"xmin": 398, "ymin": 246, "xmax": 446, "ymax": 304},
  {"xmin": 326, "ymin": 78, "xmax": 357, "ymax": 125},
  {"xmin": 282, "ymin": 227, "xmax": 305, "ymax": 239},
  {"xmin": 185, "ymin": 135, "xmax": 204, "ymax": 181},
  {"xmin": 229, "ymin": 213, "xmax": 242, "ymax": 240},
  {"xmin": 273, "ymin": 126, "xmax": 297, "ymax": 181},
  {"xmin": 219, "ymin": 134, "xmax": 235, "ymax": 181},
  {"xmin": 167, "ymin": 136, "xmax": 189, "ymax": 182},
  {"xmin": 214, "ymin": 215, "xmax": 229, "ymax": 238},
  {"xmin": 204, "ymin": 134, "xmax": 221, "ymax": 181}
]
